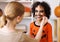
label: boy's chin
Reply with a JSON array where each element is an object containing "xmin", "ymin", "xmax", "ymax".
[{"xmin": 37, "ymin": 18, "xmax": 42, "ymax": 21}]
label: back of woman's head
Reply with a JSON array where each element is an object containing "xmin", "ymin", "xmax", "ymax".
[{"xmin": 4, "ymin": 1, "xmax": 24, "ymax": 20}]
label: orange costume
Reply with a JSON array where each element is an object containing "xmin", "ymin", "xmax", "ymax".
[{"xmin": 30, "ymin": 22, "xmax": 52, "ymax": 42}]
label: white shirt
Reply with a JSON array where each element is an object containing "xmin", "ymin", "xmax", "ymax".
[
  {"xmin": 0, "ymin": 26, "xmax": 38, "ymax": 42},
  {"xmin": 0, "ymin": 26, "xmax": 24, "ymax": 42}
]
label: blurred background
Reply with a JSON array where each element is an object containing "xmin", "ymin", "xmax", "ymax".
[{"xmin": 0, "ymin": 0, "xmax": 60, "ymax": 42}]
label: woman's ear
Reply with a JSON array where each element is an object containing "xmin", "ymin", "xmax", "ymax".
[
  {"xmin": 17, "ymin": 16, "xmax": 20, "ymax": 20},
  {"xmin": 16, "ymin": 15, "xmax": 23, "ymax": 23},
  {"xmin": 16, "ymin": 16, "xmax": 21, "ymax": 22}
]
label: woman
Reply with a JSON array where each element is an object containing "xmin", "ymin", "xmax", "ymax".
[
  {"xmin": 0, "ymin": 1, "xmax": 45, "ymax": 42},
  {"xmin": 30, "ymin": 1, "xmax": 52, "ymax": 42}
]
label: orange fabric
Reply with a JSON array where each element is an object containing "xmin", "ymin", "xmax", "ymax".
[{"xmin": 30, "ymin": 22, "xmax": 52, "ymax": 42}]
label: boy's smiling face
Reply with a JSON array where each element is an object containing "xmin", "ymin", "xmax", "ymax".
[{"xmin": 35, "ymin": 5, "xmax": 45, "ymax": 21}]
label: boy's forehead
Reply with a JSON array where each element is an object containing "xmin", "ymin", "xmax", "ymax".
[{"xmin": 35, "ymin": 5, "xmax": 44, "ymax": 10}]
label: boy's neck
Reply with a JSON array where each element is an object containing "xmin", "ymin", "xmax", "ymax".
[{"xmin": 35, "ymin": 20, "xmax": 41, "ymax": 26}]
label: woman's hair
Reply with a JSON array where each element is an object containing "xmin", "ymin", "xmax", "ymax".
[
  {"xmin": 0, "ymin": 1, "xmax": 25, "ymax": 28},
  {"xmin": 0, "ymin": 15, "xmax": 6, "ymax": 28},
  {"xmin": 0, "ymin": 9, "xmax": 5, "ymax": 28},
  {"xmin": 32, "ymin": 1, "xmax": 51, "ymax": 19},
  {"xmin": 0, "ymin": 9, "xmax": 3, "ymax": 16},
  {"xmin": 4, "ymin": 1, "xmax": 25, "ymax": 20}
]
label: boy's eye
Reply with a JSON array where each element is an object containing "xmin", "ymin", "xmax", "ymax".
[
  {"xmin": 40, "ymin": 10, "xmax": 44, "ymax": 13},
  {"xmin": 35, "ymin": 10, "xmax": 44, "ymax": 13},
  {"xmin": 35, "ymin": 10, "xmax": 38, "ymax": 12}
]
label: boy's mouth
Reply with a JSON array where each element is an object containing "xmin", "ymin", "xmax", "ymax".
[{"xmin": 37, "ymin": 15, "xmax": 43, "ymax": 18}]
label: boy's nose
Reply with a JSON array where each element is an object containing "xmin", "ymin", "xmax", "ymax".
[{"xmin": 37, "ymin": 12, "xmax": 40, "ymax": 15}]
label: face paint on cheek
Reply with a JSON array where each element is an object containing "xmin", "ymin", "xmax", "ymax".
[{"xmin": 38, "ymin": 15, "xmax": 45, "ymax": 21}]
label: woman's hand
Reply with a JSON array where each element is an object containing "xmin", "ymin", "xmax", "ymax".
[
  {"xmin": 35, "ymin": 16, "xmax": 48, "ymax": 41},
  {"xmin": 40, "ymin": 16, "xmax": 48, "ymax": 27}
]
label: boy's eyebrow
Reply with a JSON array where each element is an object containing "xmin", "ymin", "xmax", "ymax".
[{"xmin": 35, "ymin": 10, "xmax": 45, "ymax": 12}]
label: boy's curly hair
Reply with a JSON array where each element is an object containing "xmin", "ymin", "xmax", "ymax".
[{"xmin": 32, "ymin": 1, "xmax": 51, "ymax": 19}]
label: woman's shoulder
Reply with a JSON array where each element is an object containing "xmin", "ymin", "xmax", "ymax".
[{"xmin": 16, "ymin": 29, "xmax": 25, "ymax": 33}]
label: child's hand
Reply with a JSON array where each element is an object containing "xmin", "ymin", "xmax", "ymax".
[{"xmin": 40, "ymin": 16, "xmax": 48, "ymax": 27}]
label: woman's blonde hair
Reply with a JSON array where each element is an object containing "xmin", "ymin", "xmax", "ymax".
[
  {"xmin": 0, "ymin": 1, "xmax": 25, "ymax": 28},
  {"xmin": 0, "ymin": 9, "xmax": 3, "ymax": 16},
  {"xmin": 4, "ymin": 1, "xmax": 24, "ymax": 20},
  {"xmin": 0, "ymin": 15, "xmax": 6, "ymax": 28},
  {"xmin": 0, "ymin": 9, "xmax": 6, "ymax": 28}
]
